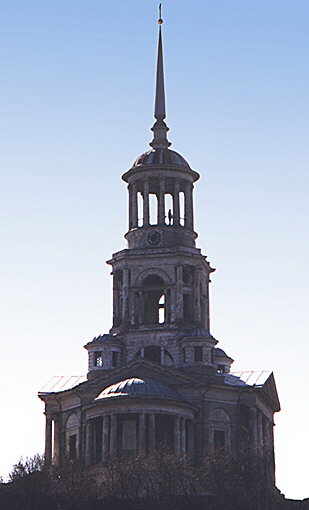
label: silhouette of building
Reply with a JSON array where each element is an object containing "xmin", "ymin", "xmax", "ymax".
[{"xmin": 38, "ymin": 15, "xmax": 280, "ymax": 486}]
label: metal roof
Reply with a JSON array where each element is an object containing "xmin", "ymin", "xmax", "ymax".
[
  {"xmin": 38, "ymin": 375, "xmax": 87, "ymax": 394},
  {"xmin": 133, "ymin": 148, "xmax": 190, "ymax": 170},
  {"xmin": 38, "ymin": 370, "xmax": 273, "ymax": 395},
  {"xmin": 225, "ymin": 370, "xmax": 272, "ymax": 387}
]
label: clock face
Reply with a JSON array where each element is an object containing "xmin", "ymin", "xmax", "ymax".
[{"xmin": 147, "ymin": 230, "xmax": 161, "ymax": 246}]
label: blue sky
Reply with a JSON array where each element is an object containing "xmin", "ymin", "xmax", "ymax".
[{"xmin": 1, "ymin": 0, "xmax": 309, "ymax": 499}]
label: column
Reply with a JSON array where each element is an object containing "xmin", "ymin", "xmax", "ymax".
[
  {"xmin": 110, "ymin": 414, "xmax": 118, "ymax": 456},
  {"xmin": 102, "ymin": 415, "xmax": 109, "ymax": 461},
  {"xmin": 128, "ymin": 184, "xmax": 133, "ymax": 229},
  {"xmin": 44, "ymin": 414, "xmax": 52, "ymax": 464},
  {"xmin": 257, "ymin": 411, "xmax": 264, "ymax": 454},
  {"xmin": 249, "ymin": 407, "xmax": 258, "ymax": 454},
  {"xmin": 160, "ymin": 346, "xmax": 165, "ymax": 365},
  {"xmin": 138, "ymin": 292, "xmax": 143, "ymax": 325},
  {"xmin": 170, "ymin": 287, "xmax": 177, "ymax": 323},
  {"xmin": 184, "ymin": 182, "xmax": 194, "ymax": 230},
  {"xmin": 53, "ymin": 415, "xmax": 61, "ymax": 466},
  {"xmin": 139, "ymin": 414, "xmax": 146, "ymax": 455},
  {"xmin": 85, "ymin": 420, "xmax": 92, "ymax": 465},
  {"xmin": 149, "ymin": 414, "xmax": 156, "ymax": 452},
  {"xmin": 194, "ymin": 268, "xmax": 201, "ymax": 324},
  {"xmin": 112, "ymin": 274, "xmax": 119, "ymax": 327},
  {"xmin": 143, "ymin": 179, "xmax": 150, "ymax": 226},
  {"xmin": 173, "ymin": 180, "xmax": 180, "ymax": 225},
  {"xmin": 176, "ymin": 265, "xmax": 184, "ymax": 321},
  {"xmin": 187, "ymin": 420, "xmax": 195, "ymax": 455},
  {"xmin": 131, "ymin": 183, "xmax": 138, "ymax": 228},
  {"xmin": 181, "ymin": 418, "xmax": 186, "ymax": 454},
  {"xmin": 158, "ymin": 178, "xmax": 165, "ymax": 224},
  {"xmin": 269, "ymin": 420, "xmax": 276, "ymax": 485},
  {"xmin": 121, "ymin": 268, "xmax": 129, "ymax": 322},
  {"xmin": 174, "ymin": 416, "xmax": 181, "ymax": 455},
  {"xmin": 165, "ymin": 289, "xmax": 171, "ymax": 323}
]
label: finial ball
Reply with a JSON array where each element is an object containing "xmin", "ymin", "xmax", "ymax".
[{"xmin": 158, "ymin": 18, "xmax": 163, "ymax": 25}]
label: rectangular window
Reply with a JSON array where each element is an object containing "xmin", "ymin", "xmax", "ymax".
[
  {"xmin": 69, "ymin": 434, "xmax": 77, "ymax": 460},
  {"xmin": 194, "ymin": 346, "xmax": 203, "ymax": 362},
  {"xmin": 214, "ymin": 430, "xmax": 225, "ymax": 451},
  {"xmin": 94, "ymin": 352, "xmax": 103, "ymax": 367},
  {"xmin": 112, "ymin": 351, "xmax": 120, "ymax": 368}
]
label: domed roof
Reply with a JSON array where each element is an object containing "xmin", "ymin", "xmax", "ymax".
[
  {"xmin": 96, "ymin": 377, "xmax": 182, "ymax": 401},
  {"xmin": 214, "ymin": 348, "xmax": 234, "ymax": 362},
  {"xmin": 214, "ymin": 348, "xmax": 228, "ymax": 358},
  {"xmin": 133, "ymin": 148, "xmax": 190, "ymax": 170}
]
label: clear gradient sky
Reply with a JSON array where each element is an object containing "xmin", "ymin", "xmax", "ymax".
[{"xmin": 1, "ymin": 0, "xmax": 308, "ymax": 499}]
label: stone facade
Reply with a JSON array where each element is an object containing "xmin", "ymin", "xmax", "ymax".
[{"xmin": 38, "ymin": 20, "xmax": 280, "ymax": 489}]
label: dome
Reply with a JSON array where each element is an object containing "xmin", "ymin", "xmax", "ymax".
[
  {"xmin": 96, "ymin": 377, "xmax": 182, "ymax": 401},
  {"xmin": 133, "ymin": 148, "xmax": 191, "ymax": 170},
  {"xmin": 214, "ymin": 348, "xmax": 228, "ymax": 358}
]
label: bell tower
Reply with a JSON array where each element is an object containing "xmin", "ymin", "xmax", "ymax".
[{"xmin": 97, "ymin": 14, "xmax": 218, "ymax": 372}]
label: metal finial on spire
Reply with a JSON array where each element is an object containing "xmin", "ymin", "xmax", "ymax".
[
  {"xmin": 158, "ymin": 3, "xmax": 163, "ymax": 24},
  {"xmin": 150, "ymin": 4, "xmax": 171, "ymax": 149}
]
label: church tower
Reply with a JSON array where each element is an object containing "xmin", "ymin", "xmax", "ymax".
[
  {"xmin": 39, "ymin": 12, "xmax": 280, "ymax": 488},
  {"xmin": 85, "ymin": 20, "xmax": 218, "ymax": 376}
]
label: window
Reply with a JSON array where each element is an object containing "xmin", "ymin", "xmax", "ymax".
[
  {"xmin": 159, "ymin": 294, "xmax": 165, "ymax": 324},
  {"xmin": 143, "ymin": 275, "xmax": 166, "ymax": 325},
  {"xmin": 149, "ymin": 193, "xmax": 158, "ymax": 225},
  {"xmin": 182, "ymin": 347, "xmax": 187, "ymax": 363},
  {"xmin": 164, "ymin": 194, "xmax": 173, "ymax": 225},
  {"xmin": 69, "ymin": 434, "xmax": 77, "ymax": 460},
  {"xmin": 214, "ymin": 430, "xmax": 225, "ymax": 451},
  {"xmin": 94, "ymin": 352, "xmax": 103, "ymax": 367},
  {"xmin": 217, "ymin": 365, "xmax": 225, "ymax": 374},
  {"xmin": 194, "ymin": 346, "xmax": 203, "ymax": 362},
  {"xmin": 112, "ymin": 351, "xmax": 120, "ymax": 368}
]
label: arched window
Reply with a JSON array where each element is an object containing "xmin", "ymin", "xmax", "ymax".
[
  {"xmin": 179, "ymin": 192, "xmax": 185, "ymax": 226},
  {"xmin": 209, "ymin": 408, "xmax": 231, "ymax": 454},
  {"xmin": 164, "ymin": 194, "xmax": 173, "ymax": 225},
  {"xmin": 142, "ymin": 275, "xmax": 167, "ymax": 325},
  {"xmin": 66, "ymin": 413, "xmax": 79, "ymax": 460},
  {"xmin": 159, "ymin": 294, "xmax": 165, "ymax": 323},
  {"xmin": 137, "ymin": 192, "xmax": 143, "ymax": 226},
  {"xmin": 149, "ymin": 194, "xmax": 158, "ymax": 225}
]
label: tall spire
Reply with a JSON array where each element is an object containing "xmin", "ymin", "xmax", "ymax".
[{"xmin": 150, "ymin": 4, "xmax": 171, "ymax": 149}]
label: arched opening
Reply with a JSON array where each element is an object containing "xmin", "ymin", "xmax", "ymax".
[
  {"xmin": 164, "ymin": 194, "xmax": 173, "ymax": 225},
  {"xmin": 149, "ymin": 194, "xmax": 158, "ymax": 225},
  {"xmin": 159, "ymin": 294, "xmax": 165, "ymax": 323},
  {"xmin": 179, "ymin": 192, "xmax": 185, "ymax": 226},
  {"xmin": 142, "ymin": 275, "xmax": 166, "ymax": 325},
  {"xmin": 144, "ymin": 345, "xmax": 161, "ymax": 364},
  {"xmin": 137, "ymin": 192, "xmax": 143, "ymax": 226},
  {"xmin": 66, "ymin": 414, "xmax": 79, "ymax": 460}
]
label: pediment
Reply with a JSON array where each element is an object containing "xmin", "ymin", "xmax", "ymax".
[{"xmin": 258, "ymin": 372, "xmax": 281, "ymax": 412}]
